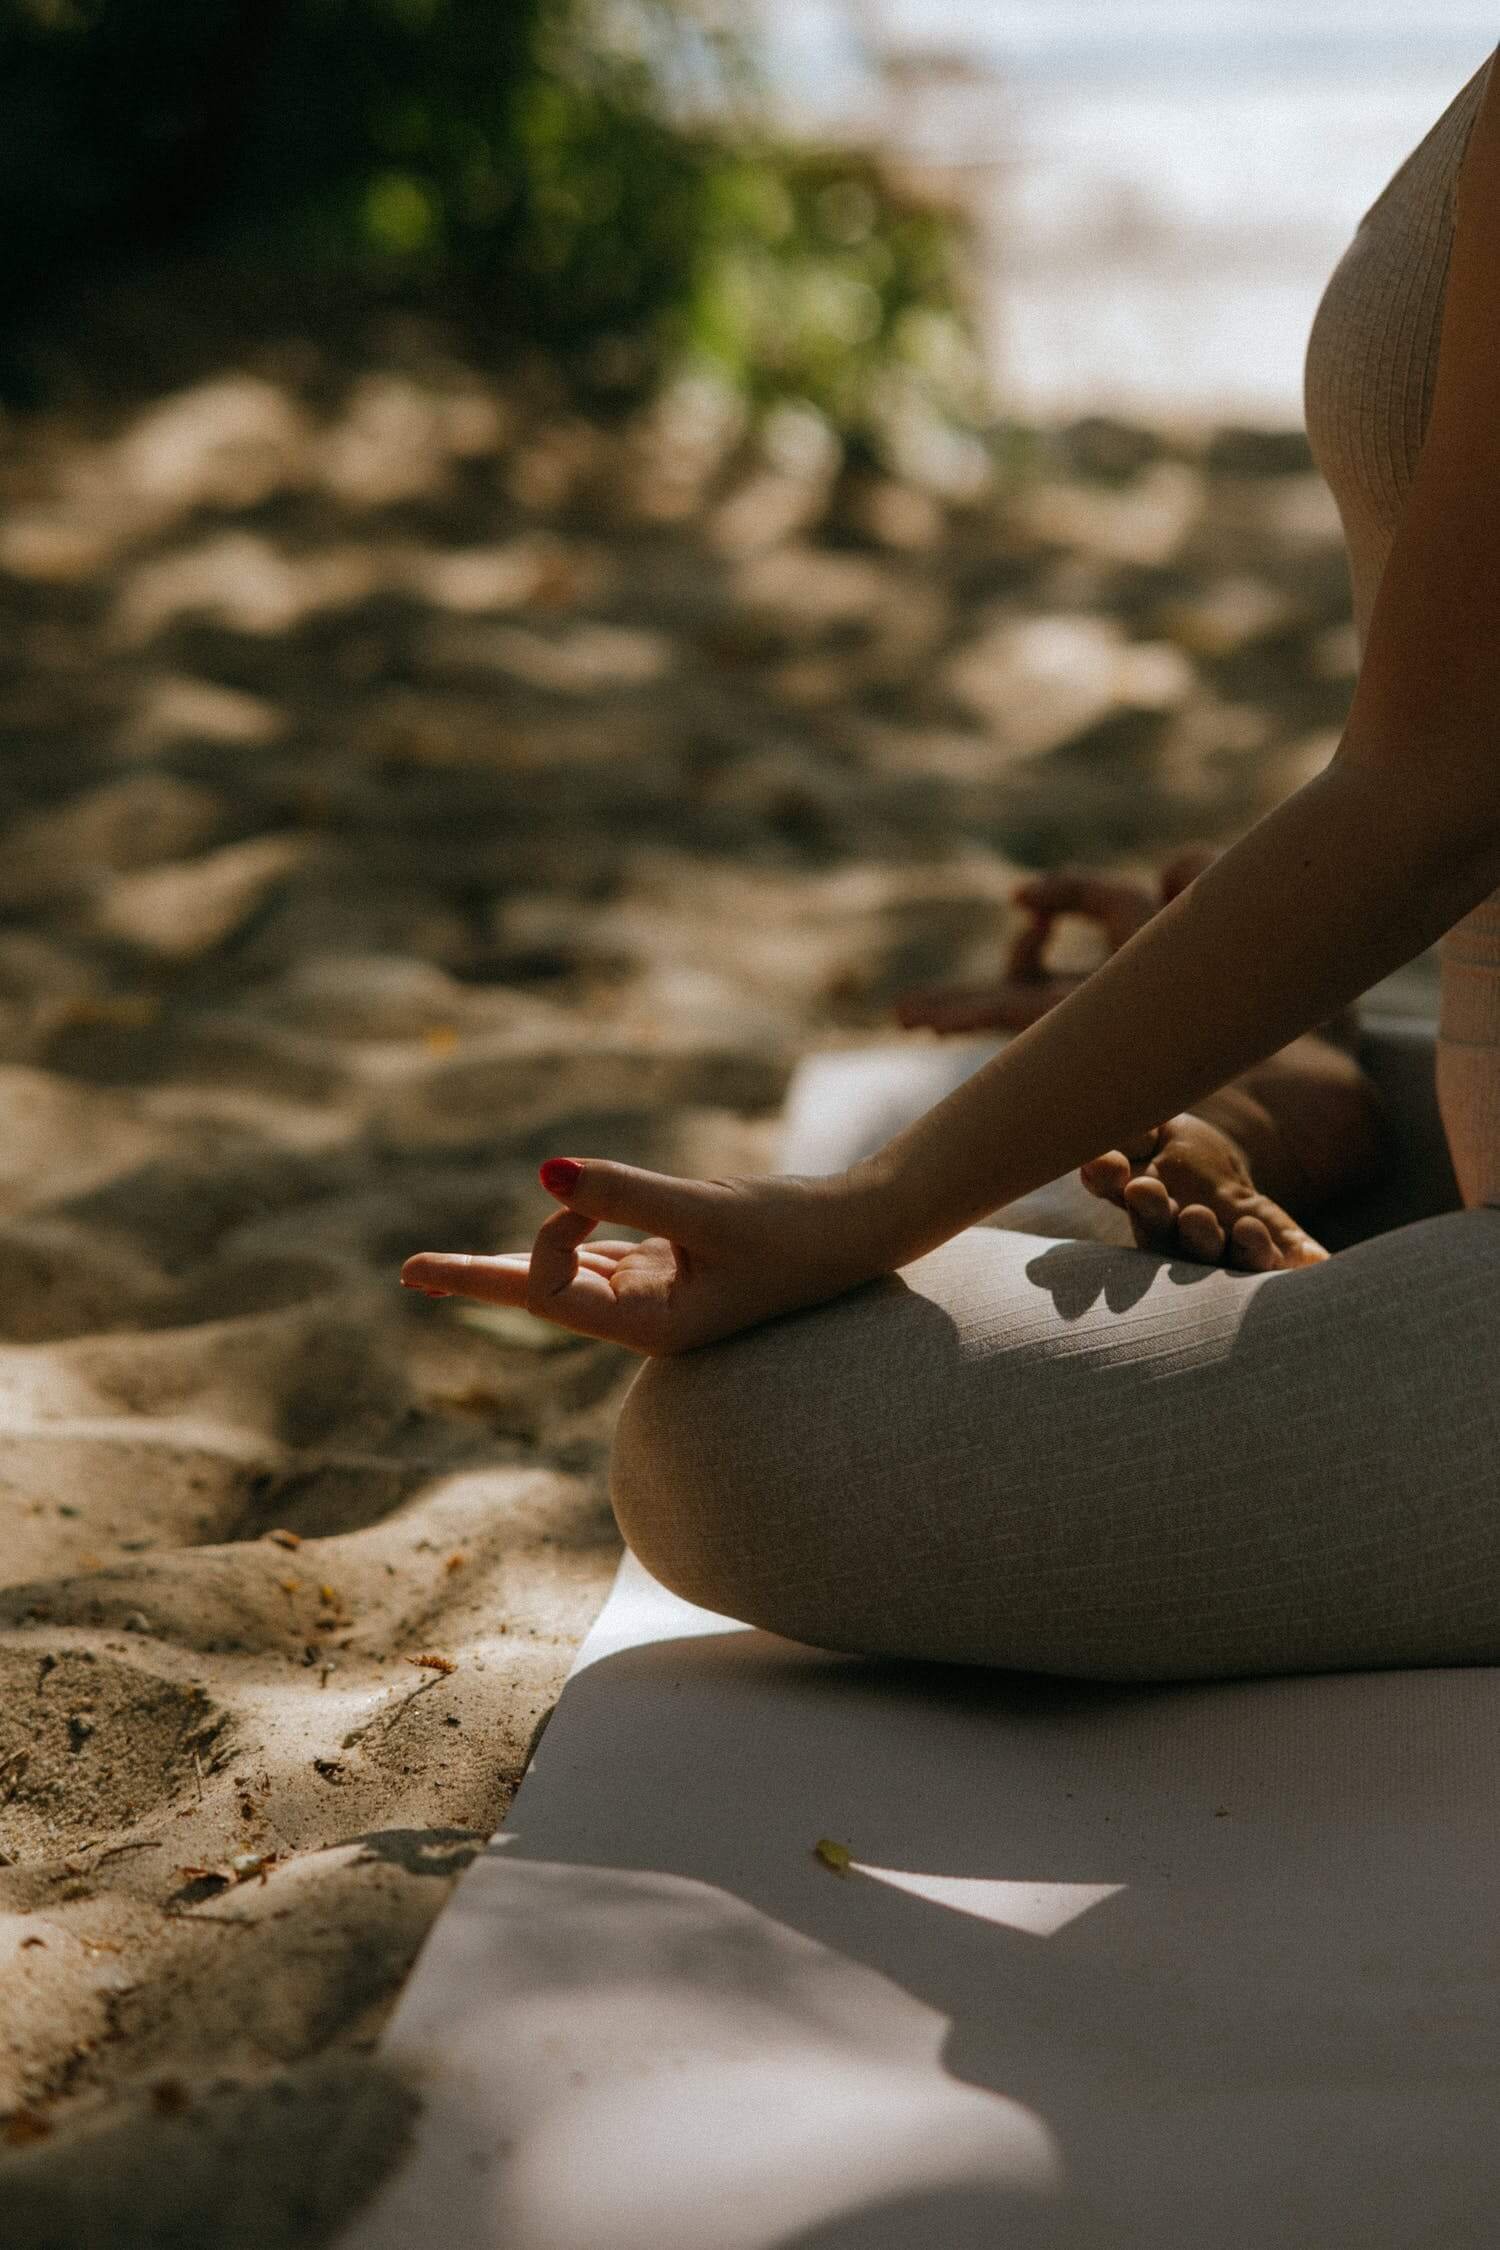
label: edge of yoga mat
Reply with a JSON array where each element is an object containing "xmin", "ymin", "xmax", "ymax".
[
  {"xmin": 342, "ymin": 1564, "xmax": 1500, "ymax": 2250},
  {"xmin": 340, "ymin": 1025, "xmax": 1496, "ymax": 2250}
]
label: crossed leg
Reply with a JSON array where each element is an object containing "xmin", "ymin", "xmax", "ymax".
[{"xmin": 612, "ymin": 1208, "xmax": 1500, "ymax": 1682}]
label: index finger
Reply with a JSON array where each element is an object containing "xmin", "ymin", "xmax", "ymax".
[
  {"xmin": 402, "ymin": 1209, "xmax": 599, "ymax": 1309},
  {"xmin": 400, "ymin": 1245, "xmax": 639, "ymax": 1347}
]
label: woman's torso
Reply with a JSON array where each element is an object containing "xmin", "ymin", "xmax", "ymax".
[
  {"xmin": 1303, "ymin": 50, "xmax": 1500, "ymax": 1209},
  {"xmin": 1304, "ymin": 53, "xmax": 1492, "ymax": 642}
]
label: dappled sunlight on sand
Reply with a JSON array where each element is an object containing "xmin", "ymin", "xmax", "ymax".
[{"xmin": 0, "ymin": 292, "xmax": 1391, "ymax": 2236}]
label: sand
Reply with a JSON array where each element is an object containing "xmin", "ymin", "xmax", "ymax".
[{"xmin": 0, "ymin": 279, "xmax": 1368, "ymax": 2246}]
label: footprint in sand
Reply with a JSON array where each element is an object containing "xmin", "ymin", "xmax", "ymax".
[{"xmin": 0, "ymin": 1649, "xmax": 228, "ymax": 1858}]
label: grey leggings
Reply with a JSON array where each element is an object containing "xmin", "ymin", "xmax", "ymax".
[{"xmin": 610, "ymin": 1022, "xmax": 1500, "ymax": 1683}]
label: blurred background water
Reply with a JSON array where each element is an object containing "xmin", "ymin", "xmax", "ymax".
[{"xmin": 756, "ymin": 1, "xmax": 1499, "ymax": 421}]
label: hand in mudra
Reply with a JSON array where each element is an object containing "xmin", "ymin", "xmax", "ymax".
[
  {"xmin": 402, "ymin": 1159, "xmax": 890, "ymax": 1357},
  {"xmin": 894, "ymin": 853, "xmax": 1211, "ymax": 1034}
]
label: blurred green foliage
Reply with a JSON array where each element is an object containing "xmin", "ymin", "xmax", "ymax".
[
  {"xmin": 0, "ymin": 0, "xmax": 982, "ymax": 455},
  {"xmin": 689, "ymin": 147, "xmax": 983, "ymax": 464}
]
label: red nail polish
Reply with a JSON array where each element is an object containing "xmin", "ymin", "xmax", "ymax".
[{"xmin": 540, "ymin": 1157, "xmax": 584, "ymax": 1197}]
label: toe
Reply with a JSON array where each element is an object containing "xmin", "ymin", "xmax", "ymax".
[
  {"xmin": 1080, "ymin": 1150, "xmax": 1132, "ymax": 1200},
  {"xmin": 1227, "ymin": 1214, "xmax": 1280, "ymax": 1272},
  {"xmin": 1123, "ymin": 1175, "xmax": 1174, "ymax": 1223},
  {"xmin": 1121, "ymin": 1125, "xmax": 1166, "ymax": 1165},
  {"xmin": 1176, "ymin": 1202, "xmax": 1226, "ymax": 1263},
  {"xmin": 1123, "ymin": 1173, "xmax": 1178, "ymax": 1253}
]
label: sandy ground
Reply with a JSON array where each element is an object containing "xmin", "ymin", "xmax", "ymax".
[{"xmin": 0, "ymin": 284, "xmax": 1365, "ymax": 2246}]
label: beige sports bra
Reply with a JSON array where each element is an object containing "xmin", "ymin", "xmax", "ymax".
[
  {"xmin": 1305, "ymin": 48, "xmax": 1500, "ymax": 1211},
  {"xmin": 1304, "ymin": 51, "xmax": 1493, "ymax": 644}
]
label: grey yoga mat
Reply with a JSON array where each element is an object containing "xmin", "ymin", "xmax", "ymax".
[{"xmin": 342, "ymin": 1020, "xmax": 1497, "ymax": 2250}]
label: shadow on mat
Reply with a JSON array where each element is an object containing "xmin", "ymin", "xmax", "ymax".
[{"xmin": 492, "ymin": 1626, "xmax": 1500, "ymax": 2245}]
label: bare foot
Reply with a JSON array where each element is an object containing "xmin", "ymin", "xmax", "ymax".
[
  {"xmin": 1080, "ymin": 1113, "xmax": 1331, "ymax": 1272},
  {"xmin": 897, "ymin": 845, "xmax": 1383, "ymax": 1268}
]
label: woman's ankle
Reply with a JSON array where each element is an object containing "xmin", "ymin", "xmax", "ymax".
[
  {"xmin": 1193, "ymin": 1084, "xmax": 1311, "ymax": 1211},
  {"xmin": 1202, "ymin": 1042, "xmax": 1384, "ymax": 1215}
]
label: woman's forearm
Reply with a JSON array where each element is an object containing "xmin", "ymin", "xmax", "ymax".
[{"xmin": 857, "ymin": 751, "xmax": 1500, "ymax": 1264}]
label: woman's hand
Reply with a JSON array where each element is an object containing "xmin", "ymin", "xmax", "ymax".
[
  {"xmin": 401, "ymin": 1158, "xmax": 897, "ymax": 1357},
  {"xmin": 893, "ymin": 855, "xmax": 1212, "ymax": 1035}
]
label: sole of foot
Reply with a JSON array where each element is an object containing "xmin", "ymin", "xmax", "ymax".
[{"xmin": 1080, "ymin": 1114, "xmax": 1330, "ymax": 1272}]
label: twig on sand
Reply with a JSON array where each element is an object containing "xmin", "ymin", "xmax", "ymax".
[
  {"xmin": 341, "ymin": 1666, "xmax": 447, "ymax": 1751},
  {"xmin": 94, "ymin": 1839, "xmax": 163, "ymax": 1866},
  {"xmin": 380, "ymin": 1674, "xmax": 444, "ymax": 1736}
]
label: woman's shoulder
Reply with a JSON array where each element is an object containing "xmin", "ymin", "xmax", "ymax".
[{"xmin": 1354, "ymin": 47, "xmax": 1495, "ymax": 235}]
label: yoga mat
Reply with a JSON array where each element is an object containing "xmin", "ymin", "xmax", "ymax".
[{"xmin": 343, "ymin": 1022, "xmax": 1492, "ymax": 2249}]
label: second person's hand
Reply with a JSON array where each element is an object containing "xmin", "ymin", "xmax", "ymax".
[{"xmin": 893, "ymin": 854, "xmax": 1214, "ymax": 1035}]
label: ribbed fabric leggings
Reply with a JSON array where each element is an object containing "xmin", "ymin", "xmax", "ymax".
[
  {"xmin": 611, "ymin": 1034, "xmax": 1500, "ymax": 1684},
  {"xmin": 1441, "ymin": 893, "xmax": 1500, "ymax": 1208}
]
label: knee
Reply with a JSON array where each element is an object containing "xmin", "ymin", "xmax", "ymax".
[{"xmin": 608, "ymin": 1343, "xmax": 790, "ymax": 1632}]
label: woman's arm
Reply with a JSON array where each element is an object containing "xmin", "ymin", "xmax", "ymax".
[
  {"xmin": 409, "ymin": 713, "xmax": 1488, "ymax": 1355},
  {"xmin": 857, "ymin": 754, "xmax": 1500, "ymax": 1265},
  {"xmin": 859, "ymin": 44, "xmax": 1500, "ymax": 1263},
  {"xmin": 404, "ymin": 51, "xmax": 1500, "ymax": 1353}
]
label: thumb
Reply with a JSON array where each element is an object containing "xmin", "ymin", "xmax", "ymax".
[{"xmin": 539, "ymin": 1156, "xmax": 717, "ymax": 1243}]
